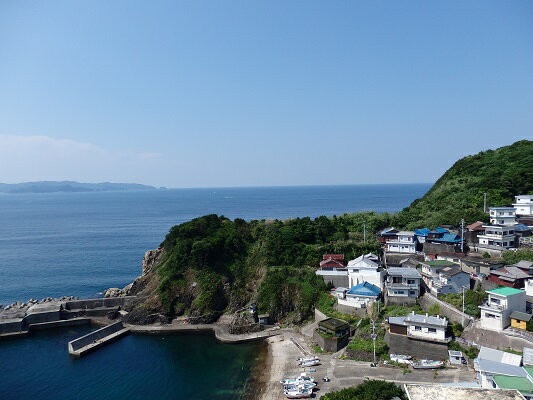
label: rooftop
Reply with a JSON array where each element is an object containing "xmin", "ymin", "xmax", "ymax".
[
  {"xmin": 346, "ymin": 282, "xmax": 381, "ymax": 297},
  {"xmin": 493, "ymin": 375, "xmax": 533, "ymax": 395},
  {"xmin": 404, "ymin": 384, "xmax": 526, "ymax": 400},
  {"xmin": 510, "ymin": 311, "xmax": 532, "ymax": 322},
  {"xmin": 478, "ymin": 346, "xmax": 522, "ymax": 366},
  {"xmin": 387, "ymin": 267, "xmax": 422, "ymax": 278},
  {"xmin": 422, "ymin": 260, "xmax": 456, "ymax": 267},
  {"xmin": 523, "ymin": 348, "xmax": 533, "ymax": 366},
  {"xmin": 318, "ymin": 317, "xmax": 349, "ymax": 331},
  {"xmin": 404, "ymin": 311, "xmax": 448, "ymax": 327},
  {"xmin": 487, "ymin": 287, "xmax": 525, "ymax": 297},
  {"xmin": 475, "ymin": 358, "xmax": 527, "ymax": 377}
]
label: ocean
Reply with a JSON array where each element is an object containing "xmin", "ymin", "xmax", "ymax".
[{"xmin": 0, "ymin": 184, "xmax": 430, "ymax": 399}]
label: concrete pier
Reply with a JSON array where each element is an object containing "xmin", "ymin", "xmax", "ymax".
[{"xmin": 68, "ymin": 321, "xmax": 130, "ymax": 357}]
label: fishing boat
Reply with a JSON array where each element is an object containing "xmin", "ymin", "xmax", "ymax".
[
  {"xmin": 412, "ymin": 359, "xmax": 444, "ymax": 369},
  {"xmin": 283, "ymin": 382, "xmax": 316, "ymax": 391},
  {"xmin": 299, "ymin": 359, "xmax": 320, "ymax": 367},
  {"xmin": 284, "ymin": 386, "xmax": 313, "ymax": 399},
  {"xmin": 280, "ymin": 373, "xmax": 316, "ymax": 386},
  {"xmin": 297, "ymin": 356, "xmax": 319, "ymax": 363},
  {"xmin": 389, "ymin": 354, "xmax": 412, "ymax": 365}
]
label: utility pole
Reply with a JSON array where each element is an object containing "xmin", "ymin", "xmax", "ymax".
[
  {"xmin": 484, "ymin": 193, "xmax": 487, "ymax": 213},
  {"xmin": 370, "ymin": 319, "xmax": 377, "ymax": 366},
  {"xmin": 462, "ymin": 286, "xmax": 466, "ymax": 313},
  {"xmin": 460, "ymin": 218, "xmax": 465, "ymax": 253}
]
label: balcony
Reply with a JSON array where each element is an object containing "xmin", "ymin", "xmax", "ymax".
[
  {"xmin": 479, "ymin": 301, "xmax": 505, "ymax": 311},
  {"xmin": 386, "ymin": 282, "xmax": 419, "ymax": 290}
]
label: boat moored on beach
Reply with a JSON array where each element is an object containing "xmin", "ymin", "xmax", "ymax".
[
  {"xmin": 389, "ymin": 354, "xmax": 412, "ymax": 365},
  {"xmin": 284, "ymin": 386, "xmax": 313, "ymax": 399},
  {"xmin": 411, "ymin": 359, "xmax": 444, "ymax": 369},
  {"xmin": 280, "ymin": 373, "xmax": 317, "ymax": 387}
]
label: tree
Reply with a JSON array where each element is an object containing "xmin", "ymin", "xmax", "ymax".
[{"xmin": 322, "ymin": 380, "xmax": 406, "ymax": 400}]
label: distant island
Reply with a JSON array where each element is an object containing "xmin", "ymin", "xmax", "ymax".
[{"xmin": 0, "ymin": 181, "xmax": 158, "ymax": 194}]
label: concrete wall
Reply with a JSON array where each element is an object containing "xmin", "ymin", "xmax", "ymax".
[
  {"xmin": 65, "ymin": 297, "xmax": 135, "ymax": 310},
  {"xmin": 0, "ymin": 319, "xmax": 25, "ymax": 335},
  {"xmin": 385, "ymin": 294, "xmax": 417, "ymax": 307},
  {"xmin": 24, "ymin": 310, "xmax": 62, "ymax": 325},
  {"xmin": 313, "ymin": 330, "xmax": 349, "ymax": 352},
  {"xmin": 418, "ymin": 293, "xmax": 473, "ymax": 326},
  {"xmin": 68, "ymin": 321, "xmax": 125, "ymax": 352},
  {"xmin": 316, "ymin": 273, "xmax": 349, "ymax": 289},
  {"xmin": 385, "ymin": 332, "xmax": 449, "ymax": 360},
  {"xmin": 335, "ymin": 303, "xmax": 369, "ymax": 317}
]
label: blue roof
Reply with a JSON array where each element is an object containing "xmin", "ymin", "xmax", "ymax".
[
  {"xmin": 414, "ymin": 227, "xmax": 449, "ymax": 237},
  {"xmin": 346, "ymin": 282, "xmax": 381, "ymax": 297},
  {"xmin": 432, "ymin": 233, "xmax": 462, "ymax": 243},
  {"xmin": 515, "ymin": 224, "xmax": 531, "ymax": 232}
]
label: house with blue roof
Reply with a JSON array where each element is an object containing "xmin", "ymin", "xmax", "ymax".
[{"xmin": 337, "ymin": 282, "xmax": 381, "ymax": 310}]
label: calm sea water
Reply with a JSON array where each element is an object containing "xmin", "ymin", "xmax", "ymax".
[{"xmin": 0, "ymin": 184, "xmax": 429, "ymax": 399}]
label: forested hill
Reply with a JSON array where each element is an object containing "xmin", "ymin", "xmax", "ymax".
[{"xmin": 396, "ymin": 140, "xmax": 533, "ymax": 229}]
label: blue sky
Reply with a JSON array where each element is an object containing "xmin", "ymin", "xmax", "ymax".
[{"xmin": 0, "ymin": 1, "xmax": 532, "ymax": 187}]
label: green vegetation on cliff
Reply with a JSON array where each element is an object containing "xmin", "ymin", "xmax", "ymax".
[
  {"xmin": 151, "ymin": 214, "xmax": 380, "ymax": 323},
  {"xmin": 397, "ymin": 140, "xmax": 533, "ymax": 228}
]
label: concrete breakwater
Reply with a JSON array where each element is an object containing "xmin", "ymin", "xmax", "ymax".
[
  {"xmin": 0, "ymin": 296, "xmax": 136, "ymax": 337},
  {"xmin": 68, "ymin": 321, "xmax": 130, "ymax": 357}
]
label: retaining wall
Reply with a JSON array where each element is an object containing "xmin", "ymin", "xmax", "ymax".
[
  {"xmin": 313, "ymin": 330, "xmax": 349, "ymax": 352},
  {"xmin": 68, "ymin": 321, "xmax": 126, "ymax": 353},
  {"xmin": 65, "ymin": 297, "xmax": 135, "ymax": 310},
  {"xmin": 418, "ymin": 293, "xmax": 474, "ymax": 326},
  {"xmin": 0, "ymin": 319, "xmax": 25, "ymax": 335}
]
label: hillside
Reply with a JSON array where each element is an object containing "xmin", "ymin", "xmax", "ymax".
[
  {"xmin": 396, "ymin": 140, "xmax": 533, "ymax": 229},
  {"xmin": 0, "ymin": 181, "xmax": 157, "ymax": 193},
  {"xmin": 123, "ymin": 214, "xmax": 381, "ymax": 324}
]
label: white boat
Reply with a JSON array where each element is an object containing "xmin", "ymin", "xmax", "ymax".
[
  {"xmin": 280, "ymin": 373, "xmax": 316, "ymax": 386},
  {"xmin": 390, "ymin": 354, "xmax": 412, "ymax": 365},
  {"xmin": 297, "ymin": 356, "xmax": 319, "ymax": 363},
  {"xmin": 299, "ymin": 359, "xmax": 320, "ymax": 367},
  {"xmin": 283, "ymin": 382, "xmax": 316, "ymax": 391},
  {"xmin": 284, "ymin": 386, "xmax": 313, "ymax": 399},
  {"xmin": 412, "ymin": 359, "xmax": 444, "ymax": 369}
]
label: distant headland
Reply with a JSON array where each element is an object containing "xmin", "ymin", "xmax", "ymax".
[{"xmin": 0, "ymin": 181, "xmax": 158, "ymax": 194}]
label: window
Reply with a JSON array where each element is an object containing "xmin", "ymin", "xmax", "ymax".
[
  {"xmin": 407, "ymin": 280, "xmax": 415, "ymax": 284},
  {"xmin": 409, "ymin": 291, "xmax": 416, "ymax": 295},
  {"xmin": 414, "ymin": 326, "xmax": 422, "ymax": 331},
  {"xmin": 428, "ymin": 328, "xmax": 437, "ymax": 333}
]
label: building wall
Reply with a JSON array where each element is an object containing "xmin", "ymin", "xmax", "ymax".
[
  {"xmin": 511, "ymin": 318, "xmax": 527, "ymax": 330},
  {"xmin": 313, "ymin": 330, "xmax": 349, "ymax": 352},
  {"xmin": 348, "ymin": 269, "xmax": 384, "ymax": 290},
  {"xmin": 418, "ymin": 293, "xmax": 473, "ymax": 326},
  {"xmin": 316, "ymin": 272, "xmax": 350, "ymax": 288},
  {"xmin": 385, "ymin": 294, "xmax": 417, "ymax": 306},
  {"xmin": 407, "ymin": 323, "xmax": 446, "ymax": 342}
]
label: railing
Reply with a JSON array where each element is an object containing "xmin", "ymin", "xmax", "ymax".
[
  {"xmin": 479, "ymin": 301, "xmax": 504, "ymax": 311},
  {"xmin": 520, "ymin": 237, "xmax": 533, "ymax": 245}
]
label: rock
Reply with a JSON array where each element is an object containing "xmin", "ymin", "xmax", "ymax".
[
  {"xmin": 141, "ymin": 248, "xmax": 163, "ymax": 276},
  {"xmin": 104, "ymin": 288, "xmax": 120, "ymax": 298}
]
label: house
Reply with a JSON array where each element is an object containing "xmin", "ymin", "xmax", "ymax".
[
  {"xmin": 467, "ymin": 221, "xmax": 485, "ymax": 232},
  {"xmin": 404, "ymin": 384, "xmax": 527, "ymax": 400},
  {"xmin": 258, "ymin": 313, "xmax": 270, "ymax": 325},
  {"xmin": 320, "ymin": 254, "xmax": 346, "ymax": 269},
  {"xmin": 388, "ymin": 312, "xmax": 450, "ymax": 343},
  {"xmin": 489, "ymin": 207, "xmax": 517, "ymax": 226},
  {"xmin": 431, "ymin": 266, "xmax": 470, "ymax": 296},
  {"xmin": 433, "ymin": 252, "xmax": 467, "ymax": 263},
  {"xmin": 460, "ymin": 258, "xmax": 505, "ymax": 277},
  {"xmin": 384, "ymin": 267, "xmax": 422, "ymax": 305},
  {"xmin": 414, "ymin": 227, "xmax": 449, "ymax": 244},
  {"xmin": 385, "ymin": 231, "xmax": 417, "ymax": 254},
  {"xmin": 378, "ymin": 227, "xmax": 399, "ymax": 244},
  {"xmin": 516, "ymin": 261, "xmax": 533, "ymax": 274},
  {"xmin": 510, "ymin": 311, "xmax": 531, "ymax": 331},
  {"xmin": 474, "ymin": 346, "xmax": 524, "ymax": 389},
  {"xmin": 420, "ymin": 260, "xmax": 457, "ymax": 286},
  {"xmin": 448, "ymin": 350, "xmax": 466, "ymax": 365},
  {"xmin": 337, "ymin": 282, "xmax": 381, "ymax": 309},
  {"xmin": 488, "ymin": 266, "xmax": 532, "ymax": 289},
  {"xmin": 315, "ymin": 317, "xmax": 351, "ymax": 352},
  {"xmin": 347, "ymin": 253, "xmax": 385, "ymax": 290},
  {"xmin": 478, "ymin": 225, "xmax": 516, "ymax": 251},
  {"xmin": 479, "ymin": 287, "xmax": 526, "ymax": 331},
  {"xmin": 514, "ymin": 195, "xmax": 533, "ymax": 217}
]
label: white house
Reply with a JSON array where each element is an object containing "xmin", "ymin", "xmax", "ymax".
[
  {"xmin": 385, "ymin": 267, "xmax": 422, "ymax": 304},
  {"xmin": 479, "ymin": 287, "xmax": 526, "ymax": 331},
  {"xmin": 420, "ymin": 260, "xmax": 456, "ymax": 286},
  {"xmin": 347, "ymin": 253, "xmax": 385, "ymax": 290},
  {"xmin": 430, "ymin": 266, "xmax": 471, "ymax": 296},
  {"xmin": 474, "ymin": 346, "xmax": 524, "ymax": 389},
  {"xmin": 514, "ymin": 195, "xmax": 533, "ymax": 217},
  {"xmin": 385, "ymin": 231, "xmax": 417, "ymax": 254},
  {"xmin": 478, "ymin": 225, "xmax": 516, "ymax": 250},
  {"xmin": 337, "ymin": 282, "xmax": 381, "ymax": 309},
  {"xmin": 489, "ymin": 207, "xmax": 517, "ymax": 226},
  {"xmin": 388, "ymin": 312, "xmax": 450, "ymax": 343}
]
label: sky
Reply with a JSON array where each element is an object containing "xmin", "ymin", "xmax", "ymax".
[{"xmin": 0, "ymin": 1, "xmax": 532, "ymax": 188}]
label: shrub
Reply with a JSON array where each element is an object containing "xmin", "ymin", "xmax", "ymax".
[{"xmin": 321, "ymin": 380, "xmax": 406, "ymax": 400}]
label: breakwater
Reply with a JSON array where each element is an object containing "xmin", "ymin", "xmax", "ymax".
[
  {"xmin": 68, "ymin": 321, "xmax": 130, "ymax": 356},
  {"xmin": 0, "ymin": 296, "xmax": 136, "ymax": 337}
]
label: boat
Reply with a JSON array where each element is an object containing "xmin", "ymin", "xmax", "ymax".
[
  {"xmin": 297, "ymin": 356, "xmax": 319, "ymax": 363},
  {"xmin": 299, "ymin": 359, "xmax": 320, "ymax": 367},
  {"xmin": 283, "ymin": 382, "xmax": 316, "ymax": 391},
  {"xmin": 389, "ymin": 354, "xmax": 412, "ymax": 365},
  {"xmin": 284, "ymin": 386, "xmax": 313, "ymax": 399},
  {"xmin": 412, "ymin": 359, "xmax": 444, "ymax": 369},
  {"xmin": 280, "ymin": 373, "xmax": 316, "ymax": 386}
]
